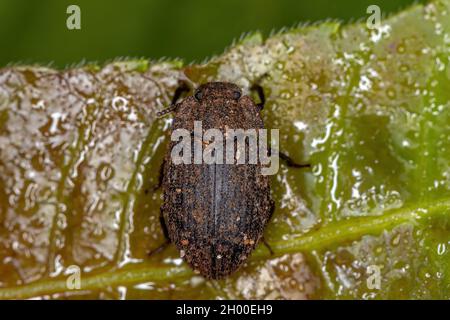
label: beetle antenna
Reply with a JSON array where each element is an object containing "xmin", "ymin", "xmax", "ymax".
[
  {"xmin": 157, "ymin": 81, "xmax": 191, "ymax": 117},
  {"xmin": 157, "ymin": 103, "xmax": 179, "ymax": 117}
]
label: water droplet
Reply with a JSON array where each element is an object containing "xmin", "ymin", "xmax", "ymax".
[
  {"xmin": 97, "ymin": 162, "xmax": 114, "ymax": 183},
  {"xmin": 386, "ymin": 89, "xmax": 396, "ymax": 99},
  {"xmin": 276, "ymin": 62, "xmax": 284, "ymax": 70},
  {"xmin": 294, "ymin": 121, "xmax": 308, "ymax": 131},
  {"xmin": 437, "ymin": 243, "xmax": 446, "ymax": 255},
  {"xmin": 190, "ymin": 276, "xmax": 205, "ymax": 287},
  {"xmin": 391, "ymin": 234, "xmax": 400, "ymax": 246},
  {"xmin": 280, "ymin": 90, "xmax": 291, "ymax": 99},
  {"xmin": 112, "ymin": 96, "xmax": 129, "ymax": 111},
  {"xmin": 32, "ymin": 99, "xmax": 46, "ymax": 110},
  {"xmin": 397, "ymin": 45, "xmax": 405, "ymax": 54},
  {"xmin": 399, "ymin": 64, "xmax": 409, "ymax": 72}
]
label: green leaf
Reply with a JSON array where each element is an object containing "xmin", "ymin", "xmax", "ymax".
[{"xmin": 0, "ymin": 0, "xmax": 450, "ymax": 299}]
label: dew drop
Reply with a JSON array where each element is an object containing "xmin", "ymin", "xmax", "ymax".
[
  {"xmin": 112, "ymin": 96, "xmax": 129, "ymax": 111},
  {"xmin": 97, "ymin": 162, "xmax": 114, "ymax": 183},
  {"xmin": 276, "ymin": 62, "xmax": 284, "ymax": 70},
  {"xmin": 397, "ymin": 45, "xmax": 405, "ymax": 54},
  {"xmin": 437, "ymin": 243, "xmax": 446, "ymax": 255},
  {"xmin": 391, "ymin": 234, "xmax": 400, "ymax": 246},
  {"xmin": 386, "ymin": 89, "xmax": 396, "ymax": 99},
  {"xmin": 399, "ymin": 64, "xmax": 409, "ymax": 72}
]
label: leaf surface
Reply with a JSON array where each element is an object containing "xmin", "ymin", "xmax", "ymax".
[{"xmin": 0, "ymin": 0, "xmax": 450, "ymax": 299}]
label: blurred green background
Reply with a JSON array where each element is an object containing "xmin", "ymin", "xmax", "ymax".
[{"xmin": 0, "ymin": 0, "xmax": 424, "ymax": 68}]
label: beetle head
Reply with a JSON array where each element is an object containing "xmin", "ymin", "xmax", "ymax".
[{"xmin": 194, "ymin": 82, "xmax": 242, "ymax": 102}]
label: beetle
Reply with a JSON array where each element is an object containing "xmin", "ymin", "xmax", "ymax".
[{"xmin": 153, "ymin": 81, "xmax": 309, "ymax": 279}]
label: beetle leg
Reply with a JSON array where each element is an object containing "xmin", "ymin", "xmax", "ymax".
[
  {"xmin": 250, "ymin": 73, "xmax": 269, "ymax": 110},
  {"xmin": 260, "ymin": 200, "xmax": 275, "ymax": 256},
  {"xmin": 157, "ymin": 81, "xmax": 190, "ymax": 117},
  {"xmin": 171, "ymin": 81, "xmax": 190, "ymax": 105},
  {"xmin": 269, "ymin": 199, "xmax": 275, "ymax": 219},
  {"xmin": 148, "ymin": 212, "xmax": 171, "ymax": 257},
  {"xmin": 159, "ymin": 211, "xmax": 170, "ymax": 240},
  {"xmin": 148, "ymin": 239, "xmax": 170, "ymax": 257},
  {"xmin": 279, "ymin": 152, "xmax": 311, "ymax": 168},
  {"xmin": 250, "ymin": 84, "xmax": 266, "ymax": 110},
  {"xmin": 268, "ymin": 148, "xmax": 311, "ymax": 168},
  {"xmin": 261, "ymin": 237, "xmax": 274, "ymax": 256},
  {"xmin": 145, "ymin": 160, "xmax": 165, "ymax": 194},
  {"xmin": 257, "ymin": 203, "xmax": 275, "ymax": 256}
]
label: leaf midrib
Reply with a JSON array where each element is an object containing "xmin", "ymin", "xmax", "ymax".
[{"xmin": 1, "ymin": 197, "xmax": 448, "ymax": 299}]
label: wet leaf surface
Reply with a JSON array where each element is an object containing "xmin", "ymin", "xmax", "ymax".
[{"xmin": 0, "ymin": 0, "xmax": 450, "ymax": 299}]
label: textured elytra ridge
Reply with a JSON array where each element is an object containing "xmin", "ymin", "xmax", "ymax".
[{"xmin": 0, "ymin": 0, "xmax": 450, "ymax": 299}]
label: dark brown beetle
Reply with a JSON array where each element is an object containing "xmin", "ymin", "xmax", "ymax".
[{"xmin": 154, "ymin": 81, "xmax": 309, "ymax": 279}]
